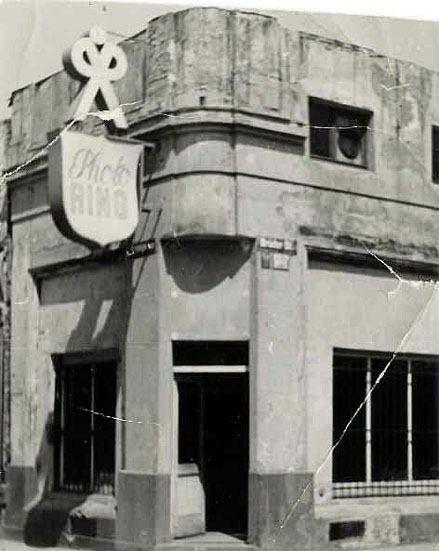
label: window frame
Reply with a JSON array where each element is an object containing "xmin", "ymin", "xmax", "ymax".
[
  {"xmin": 309, "ymin": 97, "xmax": 373, "ymax": 170},
  {"xmin": 53, "ymin": 353, "xmax": 118, "ymax": 496},
  {"xmin": 332, "ymin": 350, "xmax": 439, "ymax": 499}
]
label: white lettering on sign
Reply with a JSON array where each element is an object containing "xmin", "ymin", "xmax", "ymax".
[
  {"xmin": 63, "ymin": 26, "xmax": 128, "ymax": 129},
  {"xmin": 68, "ymin": 149, "xmax": 131, "ymax": 185},
  {"xmin": 48, "ymin": 131, "xmax": 143, "ymax": 248}
]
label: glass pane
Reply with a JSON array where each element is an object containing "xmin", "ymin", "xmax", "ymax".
[
  {"xmin": 371, "ymin": 359, "xmax": 407, "ymax": 481},
  {"xmin": 94, "ymin": 363, "xmax": 117, "ymax": 494},
  {"xmin": 412, "ymin": 361, "xmax": 439, "ymax": 479},
  {"xmin": 62, "ymin": 366, "xmax": 92, "ymax": 492},
  {"xmin": 310, "ymin": 102, "xmax": 332, "ymax": 158},
  {"xmin": 332, "ymin": 355, "xmax": 367, "ymax": 482}
]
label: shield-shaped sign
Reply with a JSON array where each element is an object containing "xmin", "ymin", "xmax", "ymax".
[{"xmin": 48, "ymin": 131, "xmax": 143, "ymax": 248}]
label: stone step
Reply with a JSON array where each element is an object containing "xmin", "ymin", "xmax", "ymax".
[
  {"xmin": 155, "ymin": 542, "xmax": 260, "ymax": 551},
  {"xmin": 157, "ymin": 533, "xmax": 259, "ymax": 551}
]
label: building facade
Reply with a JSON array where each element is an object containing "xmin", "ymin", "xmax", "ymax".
[
  {"xmin": 3, "ymin": 6, "xmax": 439, "ymax": 550},
  {"xmin": 0, "ymin": 118, "xmax": 11, "ymax": 516}
]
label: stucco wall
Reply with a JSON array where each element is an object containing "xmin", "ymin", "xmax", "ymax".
[
  {"xmin": 5, "ymin": 9, "xmax": 300, "ymax": 170},
  {"xmin": 6, "ymin": 6, "xmax": 439, "ymax": 547},
  {"xmin": 7, "ymin": 8, "xmax": 439, "ymax": 261},
  {"xmin": 162, "ymin": 240, "xmax": 251, "ymax": 341},
  {"xmin": 307, "ymin": 261, "xmax": 439, "ymax": 503},
  {"xmin": 10, "ymin": 214, "xmax": 126, "ymax": 467}
]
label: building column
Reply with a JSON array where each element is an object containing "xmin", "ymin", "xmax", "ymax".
[
  {"xmin": 116, "ymin": 248, "xmax": 172, "ymax": 550},
  {"xmin": 248, "ymin": 241, "xmax": 325, "ymax": 551},
  {"xmin": 4, "ymin": 229, "xmax": 40, "ymax": 534}
]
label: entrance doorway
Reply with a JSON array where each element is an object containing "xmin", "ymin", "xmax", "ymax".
[
  {"xmin": 177, "ymin": 374, "xmax": 249, "ymax": 537},
  {"xmin": 172, "ymin": 340, "xmax": 249, "ymax": 540}
]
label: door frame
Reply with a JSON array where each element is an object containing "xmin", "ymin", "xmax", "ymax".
[{"xmin": 171, "ymin": 364, "xmax": 249, "ymax": 539}]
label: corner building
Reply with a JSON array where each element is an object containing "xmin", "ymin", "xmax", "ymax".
[{"xmin": 4, "ymin": 7, "xmax": 439, "ymax": 551}]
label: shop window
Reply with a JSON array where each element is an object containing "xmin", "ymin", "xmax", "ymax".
[
  {"xmin": 54, "ymin": 360, "xmax": 117, "ymax": 495},
  {"xmin": 309, "ymin": 99, "xmax": 371, "ymax": 168},
  {"xmin": 332, "ymin": 352, "xmax": 439, "ymax": 498},
  {"xmin": 432, "ymin": 126, "xmax": 439, "ymax": 183}
]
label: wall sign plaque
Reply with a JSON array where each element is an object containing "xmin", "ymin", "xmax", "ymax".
[{"xmin": 48, "ymin": 131, "xmax": 143, "ymax": 248}]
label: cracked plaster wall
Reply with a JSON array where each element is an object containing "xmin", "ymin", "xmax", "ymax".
[
  {"xmin": 308, "ymin": 263, "xmax": 439, "ymax": 501},
  {"xmin": 5, "ymin": 7, "xmax": 439, "ymax": 546},
  {"xmin": 5, "ymin": 8, "xmax": 439, "ymax": 262}
]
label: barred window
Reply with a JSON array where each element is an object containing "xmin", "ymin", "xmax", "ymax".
[
  {"xmin": 54, "ymin": 360, "xmax": 117, "ymax": 495},
  {"xmin": 333, "ymin": 353, "xmax": 439, "ymax": 498}
]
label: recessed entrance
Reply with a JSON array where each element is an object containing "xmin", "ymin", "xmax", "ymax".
[
  {"xmin": 172, "ymin": 341, "xmax": 249, "ymax": 540},
  {"xmin": 172, "ymin": 341, "xmax": 249, "ymax": 538}
]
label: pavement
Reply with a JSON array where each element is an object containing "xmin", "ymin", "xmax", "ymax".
[
  {"xmin": 0, "ymin": 539, "xmax": 438, "ymax": 551},
  {"xmin": 0, "ymin": 540, "xmax": 71, "ymax": 551}
]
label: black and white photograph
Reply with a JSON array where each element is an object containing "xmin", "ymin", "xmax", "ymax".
[{"xmin": 2, "ymin": 1, "xmax": 439, "ymax": 550}]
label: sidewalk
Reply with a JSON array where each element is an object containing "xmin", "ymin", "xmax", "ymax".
[
  {"xmin": 0, "ymin": 538, "xmax": 439, "ymax": 551},
  {"xmin": 0, "ymin": 540, "xmax": 71, "ymax": 551}
]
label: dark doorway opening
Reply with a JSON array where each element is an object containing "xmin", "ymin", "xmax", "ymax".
[{"xmin": 177, "ymin": 373, "xmax": 249, "ymax": 538}]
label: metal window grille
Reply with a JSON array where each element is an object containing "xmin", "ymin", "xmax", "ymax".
[
  {"xmin": 55, "ymin": 361, "xmax": 117, "ymax": 495},
  {"xmin": 332, "ymin": 353, "xmax": 439, "ymax": 498}
]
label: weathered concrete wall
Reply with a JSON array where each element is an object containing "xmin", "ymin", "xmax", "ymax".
[
  {"xmin": 249, "ymin": 243, "xmax": 307, "ymax": 474},
  {"xmin": 6, "ymin": 8, "xmax": 439, "ymax": 261},
  {"xmin": 246, "ymin": 242, "xmax": 316, "ymax": 550},
  {"xmin": 5, "ymin": 209, "xmax": 126, "ymax": 532},
  {"xmin": 308, "ymin": 262, "xmax": 439, "ymax": 541},
  {"xmin": 6, "ymin": 6, "xmax": 439, "ymax": 550},
  {"xmin": 5, "ymin": 9, "xmax": 300, "ymax": 169},
  {"xmin": 0, "ymin": 119, "xmax": 11, "ymax": 496},
  {"xmin": 9, "ymin": 219, "xmax": 126, "ymax": 465},
  {"xmin": 162, "ymin": 240, "xmax": 251, "ymax": 341},
  {"xmin": 118, "ymin": 239, "xmax": 254, "ymax": 549},
  {"xmin": 7, "ymin": 9, "xmax": 439, "ymax": 263},
  {"xmin": 237, "ymin": 175, "xmax": 439, "ymax": 261}
]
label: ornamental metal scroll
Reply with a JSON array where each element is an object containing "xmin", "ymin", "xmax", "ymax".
[{"xmin": 63, "ymin": 25, "xmax": 128, "ymax": 129}]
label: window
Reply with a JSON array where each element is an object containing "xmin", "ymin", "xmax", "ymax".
[
  {"xmin": 54, "ymin": 360, "xmax": 117, "ymax": 495},
  {"xmin": 309, "ymin": 99, "xmax": 371, "ymax": 168},
  {"xmin": 332, "ymin": 352, "xmax": 439, "ymax": 498},
  {"xmin": 432, "ymin": 126, "xmax": 439, "ymax": 183}
]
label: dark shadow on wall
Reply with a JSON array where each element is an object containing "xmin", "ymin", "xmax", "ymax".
[
  {"xmin": 162, "ymin": 238, "xmax": 253, "ymax": 294},
  {"xmin": 22, "ymin": 260, "xmax": 134, "ymax": 547},
  {"xmin": 21, "ymin": 235, "xmax": 249, "ymax": 547},
  {"xmin": 23, "ymin": 413, "xmax": 86, "ymax": 547}
]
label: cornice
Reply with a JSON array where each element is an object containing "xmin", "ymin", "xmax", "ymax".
[{"xmin": 5, "ymin": 114, "xmax": 306, "ymax": 186}]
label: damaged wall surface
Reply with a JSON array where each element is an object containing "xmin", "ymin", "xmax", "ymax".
[
  {"xmin": 0, "ymin": 119, "xmax": 11, "ymax": 512},
  {"xmin": 3, "ymin": 7, "xmax": 439, "ymax": 551}
]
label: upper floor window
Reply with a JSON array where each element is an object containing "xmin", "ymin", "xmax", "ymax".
[
  {"xmin": 309, "ymin": 99, "xmax": 371, "ymax": 169},
  {"xmin": 432, "ymin": 126, "xmax": 439, "ymax": 183}
]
